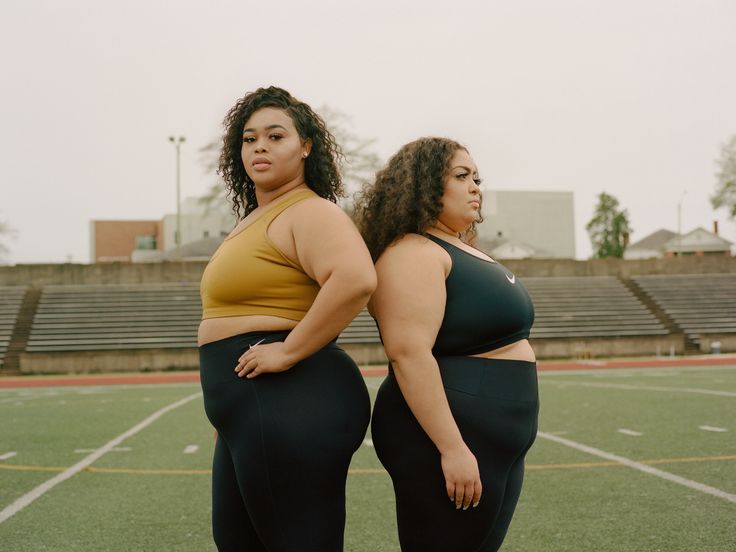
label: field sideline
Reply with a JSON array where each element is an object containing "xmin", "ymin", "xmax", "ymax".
[{"xmin": 1, "ymin": 360, "xmax": 734, "ymax": 551}]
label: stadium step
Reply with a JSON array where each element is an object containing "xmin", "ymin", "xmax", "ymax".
[{"xmin": 2, "ymin": 286, "xmax": 41, "ymax": 374}]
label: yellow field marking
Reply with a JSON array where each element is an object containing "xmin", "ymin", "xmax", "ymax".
[
  {"xmin": 0, "ymin": 464, "xmax": 66, "ymax": 472},
  {"xmin": 1, "ymin": 455, "xmax": 734, "ymax": 476},
  {"xmin": 87, "ymin": 467, "xmax": 211, "ymax": 475}
]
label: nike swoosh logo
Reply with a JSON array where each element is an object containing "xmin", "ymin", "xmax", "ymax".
[{"xmin": 505, "ymin": 273, "xmax": 516, "ymax": 284}]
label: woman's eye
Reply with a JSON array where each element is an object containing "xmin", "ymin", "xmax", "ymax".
[
  {"xmin": 456, "ymin": 173, "xmax": 468, "ymax": 179},
  {"xmin": 243, "ymin": 136, "xmax": 255, "ymax": 143},
  {"xmin": 270, "ymin": 134, "xmax": 283, "ymax": 140},
  {"xmin": 474, "ymin": 178, "xmax": 483, "ymax": 186}
]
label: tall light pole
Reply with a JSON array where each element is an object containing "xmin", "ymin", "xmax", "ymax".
[
  {"xmin": 677, "ymin": 189, "xmax": 687, "ymax": 257},
  {"xmin": 169, "ymin": 136, "xmax": 186, "ymax": 256}
]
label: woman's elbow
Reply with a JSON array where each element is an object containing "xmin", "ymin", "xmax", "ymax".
[{"xmin": 339, "ymin": 267, "xmax": 377, "ymax": 300}]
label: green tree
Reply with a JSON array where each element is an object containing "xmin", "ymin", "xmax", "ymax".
[
  {"xmin": 198, "ymin": 106, "xmax": 381, "ymax": 214},
  {"xmin": 586, "ymin": 192, "xmax": 632, "ymax": 258},
  {"xmin": 711, "ymin": 135, "xmax": 736, "ymax": 219}
]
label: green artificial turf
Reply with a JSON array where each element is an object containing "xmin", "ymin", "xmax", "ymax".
[{"xmin": 0, "ymin": 366, "xmax": 734, "ymax": 551}]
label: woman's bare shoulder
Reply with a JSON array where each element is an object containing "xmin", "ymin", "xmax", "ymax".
[{"xmin": 377, "ymin": 233, "xmax": 450, "ymax": 270}]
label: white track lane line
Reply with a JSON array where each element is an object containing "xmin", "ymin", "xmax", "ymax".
[
  {"xmin": 699, "ymin": 426, "xmax": 727, "ymax": 432},
  {"xmin": 537, "ymin": 432, "xmax": 736, "ymax": 504},
  {"xmin": 183, "ymin": 445, "xmax": 199, "ymax": 454},
  {"xmin": 541, "ymin": 381, "xmax": 736, "ymax": 398},
  {"xmin": 0, "ymin": 452, "xmax": 17, "ymax": 460},
  {"xmin": 0, "ymin": 391, "xmax": 202, "ymax": 524}
]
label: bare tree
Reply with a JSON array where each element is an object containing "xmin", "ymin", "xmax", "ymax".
[
  {"xmin": 711, "ymin": 135, "xmax": 736, "ymax": 219},
  {"xmin": 0, "ymin": 217, "xmax": 16, "ymax": 262}
]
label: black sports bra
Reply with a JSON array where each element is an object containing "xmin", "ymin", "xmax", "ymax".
[{"xmin": 426, "ymin": 234, "xmax": 535, "ymax": 356}]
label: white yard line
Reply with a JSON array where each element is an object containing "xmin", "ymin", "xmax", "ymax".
[
  {"xmin": 183, "ymin": 445, "xmax": 199, "ymax": 454},
  {"xmin": 541, "ymin": 381, "xmax": 736, "ymax": 398},
  {"xmin": 540, "ymin": 365, "xmax": 736, "ymax": 377},
  {"xmin": 699, "ymin": 426, "xmax": 727, "ymax": 433},
  {"xmin": 73, "ymin": 447, "xmax": 131, "ymax": 453},
  {"xmin": 0, "ymin": 391, "xmax": 202, "ymax": 525},
  {"xmin": 0, "ymin": 452, "xmax": 17, "ymax": 460},
  {"xmin": 617, "ymin": 429, "xmax": 642, "ymax": 436},
  {"xmin": 537, "ymin": 432, "xmax": 736, "ymax": 504}
]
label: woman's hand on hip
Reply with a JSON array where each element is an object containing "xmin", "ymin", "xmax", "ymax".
[
  {"xmin": 234, "ymin": 341, "xmax": 295, "ymax": 379},
  {"xmin": 440, "ymin": 444, "xmax": 482, "ymax": 510}
]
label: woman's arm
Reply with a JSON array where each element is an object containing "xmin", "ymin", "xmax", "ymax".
[
  {"xmin": 236, "ymin": 199, "xmax": 376, "ymax": 376},
  {"xmin": 372, "ymin": 235, "xmax": 482, "ymax": 510}
]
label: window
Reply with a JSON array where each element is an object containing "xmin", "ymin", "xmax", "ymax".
[{"xmin": 135, "ymin": 235, "xmax": 157, "ymax": 250}]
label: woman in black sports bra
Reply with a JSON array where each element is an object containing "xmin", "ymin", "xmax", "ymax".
[{"xmin": 355, "ymin": 137, "xmax": 539, "ymax": 552}]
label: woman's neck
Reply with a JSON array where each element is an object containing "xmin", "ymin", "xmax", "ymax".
[
  {"xmin": 428, "ymin": 220, "xmax": 462, "ymax": 241},
  {"xmin": 255, "ymin": 181, "xmax": 309, "ymax": 208}
]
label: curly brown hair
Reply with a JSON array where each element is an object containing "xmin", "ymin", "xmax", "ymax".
[
  {"xmin": 354, "ymin": 137, "xmax": 483, "ymax": 260},
  {"xmin": 218, "ymin": 86, "xmax": 344, "ymax": 219}
]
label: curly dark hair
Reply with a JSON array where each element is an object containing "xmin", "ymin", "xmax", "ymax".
[
  {"xmin": 354, "ymin": 137, "xmax": 483, "ymax": 260},
  {"xmin": 218, "ymin": 86, "xmax": 344, "ymax": 219}
]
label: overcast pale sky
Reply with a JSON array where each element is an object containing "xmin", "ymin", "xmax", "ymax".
[{"xmin": 1, "ymin": 0, "xmax": 735, "ymax": 264}]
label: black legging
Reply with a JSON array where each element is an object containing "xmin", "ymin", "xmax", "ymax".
[
  {"xmin": 371, "ymin": 357, "xmax": 539, "ymax": 552},
  {"xmin": 199, "ymin": 331, "xmax": 371, "ymax": 552}
]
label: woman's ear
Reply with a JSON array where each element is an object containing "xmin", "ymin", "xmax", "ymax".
[{"xmin": 302, "ymin": 138, "xmax": 312, "ymax": 159}]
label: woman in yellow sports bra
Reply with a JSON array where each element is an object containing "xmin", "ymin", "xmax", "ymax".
[{"xmin": 198, "ymin": 86, "xmax": 376, "ymax": 552}]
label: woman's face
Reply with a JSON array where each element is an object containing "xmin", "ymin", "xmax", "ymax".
[
  {"xmin": 241, "ymin": 107, "xmax": 311, "ymax": 191},
  {"xmin": 437, "ymin": 148, "xmax": 482, "ymax": 233}
]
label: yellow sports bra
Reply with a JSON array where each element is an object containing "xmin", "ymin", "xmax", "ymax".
[{"xmin": 200, "ymin": 189, "xmax": 320, "ymax": 320}]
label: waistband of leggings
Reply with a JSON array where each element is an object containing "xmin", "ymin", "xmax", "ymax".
[
  {"xmin": 199, "ymin": 330, "xmax": 339, "ymax": 352},
  {"xmin": 388, "ymin": 356, "xmax": 537, "ymax": 399}
]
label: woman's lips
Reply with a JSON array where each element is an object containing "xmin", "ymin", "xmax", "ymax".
[{"xmin": 252, "ymin": 157, "xmax": 271, "ymax": 171}]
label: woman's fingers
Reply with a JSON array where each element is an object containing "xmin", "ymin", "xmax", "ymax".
[
  {"xmin": 454, "ymin": 485, "xmax": 465, "ymax": 510},
  {"xmin": 447, "ymin": 478, "xmax": 482, "ymax": 510},
  {"xmin": 473, "ymin": 480, "xmax": 482, "ymax": 508},
  {"xmin": 461, "ymin": 482, "xmax": 475, "ymax": 510},
  {"xmin": 234, "ymin": 354, "xmax": 257, "ymax": 377}
]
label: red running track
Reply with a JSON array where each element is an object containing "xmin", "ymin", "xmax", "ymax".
[{"xmin": 0, "ymin": 356, "xmax": 734, "ymax": 388}]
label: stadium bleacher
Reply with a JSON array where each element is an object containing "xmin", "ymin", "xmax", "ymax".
[
  {"xmin": 15, "ymin": 273, "xmax": 735, "ymax": 368},
  {"xmin": 632, "ymin": 274, "xmax": 736, "ymax": 347},
  {"xmin": 0, "ymin": 286, "xmax": 27, "ymax": 367},
  {"xmin": 25, "ymin": 284, "xmax": 380, "ymax": 353},
  {"xmin": 26, "ymin": 284, "xmax": 201, "ymax": 352},
  {"xmin": 523, "ymin": 276, "xmax": 669, "ymax": 338}
]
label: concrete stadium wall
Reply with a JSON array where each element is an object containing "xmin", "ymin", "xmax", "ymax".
[
  {"xmin": 19, "ymin": 349, "xmax": 199, "ymax": 374},
  {"xmin": 1, "ymin": 254, "xmax": 735, "ymax": 286},
  {"xmin": 697, "ymin": 334, "xmax": 736, "ymax": 354},
  {"xmin": 529, "ymin": 334, "xmax": 686, "ymax": 360},
  {"xmin": 18, "ymin": 336, "xmax": 689, "ymax": 374},
  {"xmin": 0, "ymin": 262, "xmax": 207, "ymax": 286}
]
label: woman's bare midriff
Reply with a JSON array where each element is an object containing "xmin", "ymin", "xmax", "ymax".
[
  {"xmin": 470, "ymin": 339, "xmax": 536, "ymax": 363},
  {"xmin": 198, "ymin": 315, "xmax": 298, "ymax": 346}
]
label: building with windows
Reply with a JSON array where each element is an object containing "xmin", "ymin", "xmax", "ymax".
[
  {"xmin": 90, "ymin": 196, "xmax": 236, "ymax": 263},
  {"xmin": 89, "ymin": 220, "xmax": 164, "ymax": 263}
]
